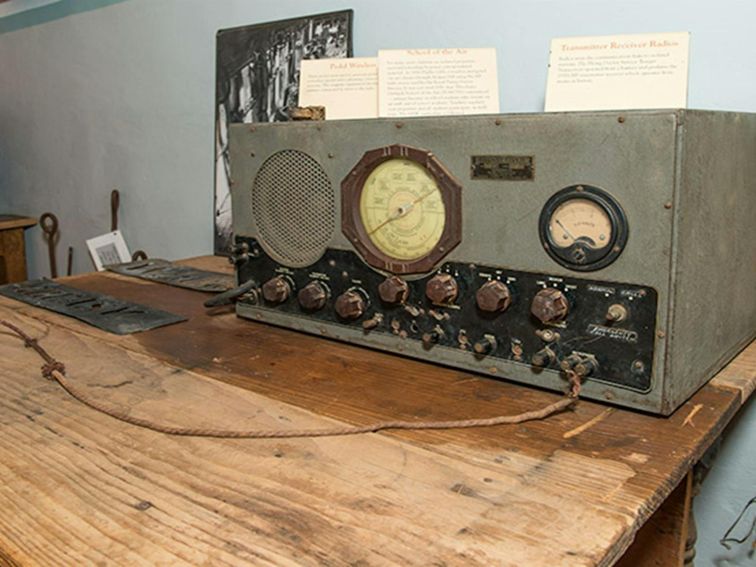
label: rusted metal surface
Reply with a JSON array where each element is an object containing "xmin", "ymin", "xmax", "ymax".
[
  {"xmin": 0, "ymin": 279, "xmax": 186, "ymax": 334},
  {"xmin": 110, "ymin": 189, "xmax": 120, "ymax": 232},
  {"xmin": 66, "ymin": 246, "xmax": 73, "ymax": 277},
  {"xmin": 289, "ymin": 106, "xmax": 325, "ymax": 121},
  {"xmin": 202, "ymin": 279, "xmax": 257, "ymax": 308},
  {"xmin": 39, "ymin": 212, "xmax": 59, "ymax": 278},
  {"xmin": 108, "ymin": 258, "xmax": 234, "ymax": 293}
]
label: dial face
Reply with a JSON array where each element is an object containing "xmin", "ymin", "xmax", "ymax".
[
  {"xmin": 342, "ymin": 144, "xmax": 462, "ymax": 274},
  {"xmin": 539, "ymin": 185, "xmax": 628, "ymax": 271},
  {"xmin": 548, "ymin": 198, "xmax": 612, "ymax": 251},
  {"xmin": 358, "ymin": 158, "xmax": 446, "ymax": 261}
]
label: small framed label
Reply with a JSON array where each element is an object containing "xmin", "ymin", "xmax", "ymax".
[
  {"xmin": 86, "ymin": 230, "xmax": 131, "ymax": 271},
  {"xmin": 471, "ymin": 155, "xmax": 534, "ymax": 181}
]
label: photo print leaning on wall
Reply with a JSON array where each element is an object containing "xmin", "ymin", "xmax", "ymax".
[{"xmin": 214, "ymin": 10, "xmax": 353, "ymax": 255}]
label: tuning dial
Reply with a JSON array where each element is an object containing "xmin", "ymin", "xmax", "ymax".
[
  {"xmin": 262, "ymin": 276, "xmax": 292, "ymax": 304},
  {"xmin": 334, "ymin": 290, "xmax": 366, "ymax": 320},
  {"xmin": 378, "ymin": 276, "xmax": 409, "ymax": 305},
  {"xmin": 476, "ymin": 280, "xmax": 511, "ymax": 313},
  {"xmin": 426, "ymin": 274, "xmax": 458, "ymax": 305},
  {"xmin": 473, "ymin": 336, "xmax": 496, "ymax": 356},
  {"xmin": 531, "ymin": 288, "xmax": 569, "ymax": 324},
  {"xmin": 297, "ymin": 281, "xmax": 328, "ymax": 311}
]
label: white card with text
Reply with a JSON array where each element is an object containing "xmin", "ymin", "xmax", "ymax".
[
  {"xmin": 545, "ymin": 32, "xmax": 690, "ymax": 112},
  {"xmin": 86, "ymin": 230, "xmax": 131, "ymax": 271},
  {"xmin": 298, "ymin": 57, "xmax": 379, "ymax": 120},
  {"xmin": 378, "ymin": 48, "xmax": 499, "ymax": 117}
]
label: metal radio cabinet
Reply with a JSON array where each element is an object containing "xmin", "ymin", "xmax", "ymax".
[{"xmin": 228, "ymin": 110, "xmax": 756, "ymax": 415}]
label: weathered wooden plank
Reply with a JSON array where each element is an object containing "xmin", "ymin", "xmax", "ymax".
[
  {"xmin": 710, "ymin": 341, "xmax": 756, "ymax": 402},
  {"xmin": 0, "ymin": 215, "xmax": 37, "ymax": 231},
  {"xmin": 0, "ymin": 308, "xmax": 642, "ymax": 565},
  {"xmin": 615, "ymin": 472, "xmax": 692, "ymax": 567}
]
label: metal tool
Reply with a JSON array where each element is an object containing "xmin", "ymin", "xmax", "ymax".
[
  {"xmin": 0, "ymin": 279, "xmax": 186, "ymax": 334},
  {"xmin": 203, "ymin": 280, "xmax": 257, "ymax": 308},
  {"xmin": 39, "ymin": 212, "xmax": 59, "ymax": 278},
  {"xmin": 66, "ymin": 246, "xmax": 73, "ymax": 277},
  {"xmin": 107, "ymin": 258, "xmax": 234, "ymax": 293},
  {"xmin": 111, "ymin": 189, "xmax": 150, "ymax": 259},
  {"xmin": 110, "ymin": 189, "xmax": 119, "ymax": 232}
]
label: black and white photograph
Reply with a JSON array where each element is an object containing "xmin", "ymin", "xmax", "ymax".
[{"xmin": 214, "ymin": 10, "xmax": 353, "ymax": 255}]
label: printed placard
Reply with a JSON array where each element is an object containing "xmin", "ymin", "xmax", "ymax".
[
  {"xmin": 545, "ymin": 32, "xmax": 690, "ymax": 112},
  {"xmin": 298, "ymin": 57, "xmax": 378, "ymax": 119},
  {"xmin": 378, "ymin": 48, "xmax": 499, "ymax": 117},
  {"xmin": 86, "ymin": 230, "xmax": 131, "ymax": 271}
]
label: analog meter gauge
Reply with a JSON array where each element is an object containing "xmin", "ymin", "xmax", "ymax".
[
  {"xmin": 342, "ymin": 145, "xmax": 462, "ymax": 274},
  {"xmin": 539, "ymin": 184, "xmax": 628, "ymax": 271}
]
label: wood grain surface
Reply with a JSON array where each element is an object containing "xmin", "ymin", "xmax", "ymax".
[
  {"xmin": 0, "ymin": 257, "xmax": 753, "ymax": 566},
  {"xmin": 0, "ymin": 216, "xmax": 37, "ymax": 231},
  {"xmin": 0, "ymin": 228, "xmax": 29, "ymax": 284}
]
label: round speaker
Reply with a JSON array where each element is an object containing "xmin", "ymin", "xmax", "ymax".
[{"xmin": 251, "ymin": 150, "xmax": 335, "ymax": 267}]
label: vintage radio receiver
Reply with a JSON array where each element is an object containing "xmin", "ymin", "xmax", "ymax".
[{"xmin": 228, "ymin": 110, "xmax": 755, "ymax": 415}]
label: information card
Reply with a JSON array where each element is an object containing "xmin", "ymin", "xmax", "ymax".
[
  {"xmin": 378, "ymin": 48, "xmax": 499, "ymax": 117},
  {"xmin": 298, "ymin": 57, "xmax": 379, "ymax": 120},
  {"xmin": 545, "ymin": 32, "xmax": 690, "ymax": 112}
]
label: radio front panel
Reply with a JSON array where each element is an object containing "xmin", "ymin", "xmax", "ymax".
[
  {"xmin": 229, "ymin": 110, "xmax": 756, "ymax": 414},
  {"xmin": 236, "ymin": 237, "xmax": 658, "ymax": 393}
]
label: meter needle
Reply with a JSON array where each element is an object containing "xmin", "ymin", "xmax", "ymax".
[{"xmin": 556, "ymin": 219, "xmax": 576, "ymax": 243}]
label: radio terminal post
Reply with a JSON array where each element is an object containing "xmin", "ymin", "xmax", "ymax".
[
  {"xmin": 560, "ymin": 352, "xmax": 598, "ymax": 378},
  {"xmin": 531, "ymin": 347, "xmax": 556, "ymax": 368},
  {"xmin": 473, "ymin": 335, "xmax": 497, "ymax": 356}
]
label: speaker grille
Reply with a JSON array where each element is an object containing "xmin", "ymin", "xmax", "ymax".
[{"xmin": 251, "ymin": 150, "xmax": 335, "ymax": 267}]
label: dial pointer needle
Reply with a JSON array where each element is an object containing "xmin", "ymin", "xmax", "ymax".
[
  {"xmin": 367, "ymin": 188, "xmax": 437, "ymax": 236},
  {"xmin": 556, "ymin": 219, "xmax": 576, "ymax": 242},
  {"xmin": 368, "ymin": 205, "xmax": 406, "ymax": 235}
]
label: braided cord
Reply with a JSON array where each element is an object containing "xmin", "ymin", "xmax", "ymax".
[{"xmin": 2, "ymin": 320, "xmax": 580, "ymax": 439}]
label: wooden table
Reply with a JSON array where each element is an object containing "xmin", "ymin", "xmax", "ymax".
[
  {"xmin": 0, "ymin": 256, "xmax": 753, "ymax": 566},
  {"xmin": 0, "ymin": 215, "xmax": 36, "ymax": 284}
]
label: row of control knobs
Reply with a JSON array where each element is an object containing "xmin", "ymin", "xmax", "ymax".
[
  {"xmin": 261, "ymin": 274, "xmax": 572, "ymax": 324},
  {"xmin": 263, "ymin": 276, "xmax": 367, "ymax": 319}
]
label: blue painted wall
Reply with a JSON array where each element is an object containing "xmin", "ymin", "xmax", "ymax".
[{"xmin": 0, "ymin": 1, "xmax": 753, "ymax": 563}]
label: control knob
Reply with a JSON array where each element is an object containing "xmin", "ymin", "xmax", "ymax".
[
  {"xmin": 476, "ymin": 280, "xmax": 511, "ymax": 313},
  {"xmin": 426, "ymin": 274, "xmax": 458, "ymax": 305},
  {"xmin": 262, "ymin": 276, "xmax": 292, "ymax": 304},
  {"xmin": 606, "ymin": 304, "xmax": 628, "ymax": 322},
  {"xmin": 531, "ymin": 288, "xmax": 569, "ymax": 324},
  {"xmin": 335, "ymin": 290, "xmax": 366, "ymax": 320},
  {"xmin": 298, "ymin": 281, "xmax": 328, "ymax": 311},
  {"xmin": 378, "ymin": 276, "xmax": 409, "ymax": 305}
]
